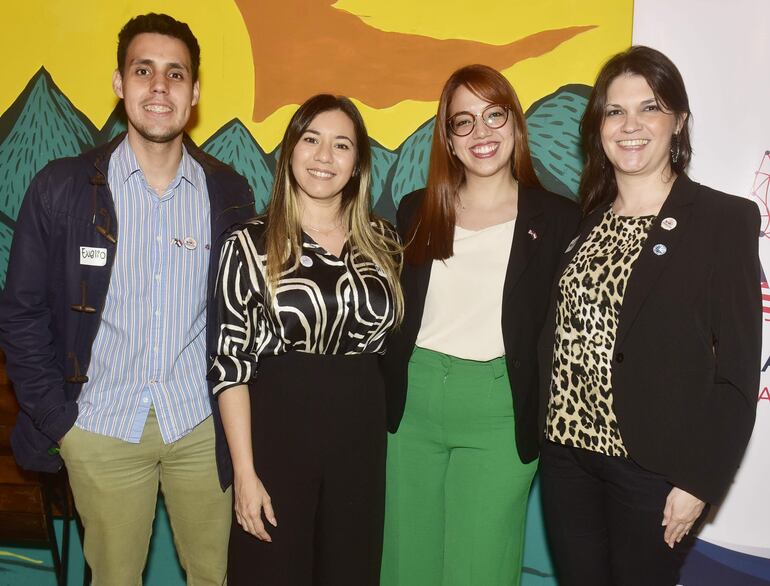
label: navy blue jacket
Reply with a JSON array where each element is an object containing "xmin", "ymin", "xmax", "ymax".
[{"xmin": 0, "ymin": 133, "xmax": 255, "ymax": 487}]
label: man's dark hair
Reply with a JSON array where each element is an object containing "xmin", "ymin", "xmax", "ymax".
[{"xmin": 117, "ymin": 13, "xmax": 201, "ymax": 81}]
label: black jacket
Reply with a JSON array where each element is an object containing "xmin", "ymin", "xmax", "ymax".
[
  {"xmin": 537, "ymin": 175, "xmax": 761, "ymax": 503},
  {"xmin": 0, "ymin": 133, "xmax": 255, "ymax": 486},
  {"xmin": 382, "ymin": 185, "xmax": 580, "ymax": 463}
]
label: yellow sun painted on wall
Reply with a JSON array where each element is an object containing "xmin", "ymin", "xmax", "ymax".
[
  {"xmin": 1, "ymin": 0, "xmax": 631, "ymax": 151},
  {"xmin": 0, "ymin": 5, "xmax": 633, "ymax": 577}
]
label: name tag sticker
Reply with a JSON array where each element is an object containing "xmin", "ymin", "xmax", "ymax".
[{"xmin": 80, "ymin": 246, "xmax": 107, "ymax": 266}]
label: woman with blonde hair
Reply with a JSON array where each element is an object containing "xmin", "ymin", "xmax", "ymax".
[{"xmin": 208, "ymin": 94, "xmax": 403, "ymax": 586}]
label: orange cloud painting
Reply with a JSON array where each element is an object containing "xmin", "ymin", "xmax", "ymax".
[{"xmin": 235, "ymin": 0, "xmax": 595, "ymax": 121}]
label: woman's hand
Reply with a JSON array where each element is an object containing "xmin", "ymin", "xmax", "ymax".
[
  {"xmin": 662, "ymin": 486, "xmax": 705, "ymax": 548},
  {"xmin": 233, "ymin": 468, "xmax": 277, "ymax": 542},
  {"xmin": 217, "ymin": 385, "xmax": 277, "ymax": 541}
]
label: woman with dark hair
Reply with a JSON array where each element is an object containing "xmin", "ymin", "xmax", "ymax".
[
  {"xmin": 207, "ymin": 94, "xmax": 403, "ymax": 585},
  {"xmin": 380, "ymin": 64, "xmax": 580, "ymax": 586},
  {"xmin": 538, "ymin": 46, "xmax": 761, "ymax": 586}
]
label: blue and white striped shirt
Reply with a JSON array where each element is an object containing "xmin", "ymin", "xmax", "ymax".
[{"xmin": 75, "ymin": 138, "xmax": 212, "ymax": 443}]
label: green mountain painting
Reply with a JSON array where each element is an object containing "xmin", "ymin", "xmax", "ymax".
[
  {"xmin": 0, "ymin": 67, "xmax": 588, "ymax": 284},
  {"xmin": 202, "ymin": 119, "xmax": 275, "ymax": 212},
  {"xmin": 0, "ymin": 69, "xmax": 98, "ymax": 276},
  {"xmin": 527, "ymin": 83, "xmax": 590, "ymax": 197}
]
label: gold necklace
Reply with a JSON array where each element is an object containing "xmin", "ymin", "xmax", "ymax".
[{"xmin": 304, "ymin": 221, "xmax": 343, "ymax": 236}]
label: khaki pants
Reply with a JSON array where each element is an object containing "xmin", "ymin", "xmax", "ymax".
[{"xmin": 60, "ymin": 410, "xmax": 231, "ymax": 586}]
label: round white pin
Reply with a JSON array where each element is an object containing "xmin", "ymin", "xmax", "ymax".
[
  {"xmin": 183, "ymin": 237, "xmax": 197, "ymax": 250},
  {"xmin": 661, "ymin": 217, "xmax": 677, "ymax": 231},
  {"xmin": 653, "ymin": 243, "xmax": 667, "ymax": 256},
  {"xmin": 300, "ymin": 255, "xmax": 313, "ymax": 267}
]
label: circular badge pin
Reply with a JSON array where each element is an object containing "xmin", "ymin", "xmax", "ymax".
[
  {"xmin": 653, "ymin": 243, "xmax": 667, "ymax": 256},
  {"xmin": 183, "ymin": 237, "xmax": 197, "ymax": 250},
  {"xmin": 300, "ymin": 255, "xmax": 313, "ymax": 268},
  {"xmin": 661, "ymin": 217, "xmax": 677, "ymax": 231},
  {"xmin": 375, "ymin": 264, "xmax": 386, "ymax": 277}
]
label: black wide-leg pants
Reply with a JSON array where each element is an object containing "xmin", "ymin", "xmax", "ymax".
[{"xmin": 227, "ymin": 351, "xmax": 387, "ymax": 586}]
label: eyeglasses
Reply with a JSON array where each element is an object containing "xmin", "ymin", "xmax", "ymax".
[{"xmin": 447, "ymin": 104, "xmax": 510, "ymax": 137}]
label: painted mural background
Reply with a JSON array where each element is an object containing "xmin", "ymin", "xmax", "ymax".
[
  {"xmin": 0, "ymin": 0, "xmax": 632, "ymax": 285},
  {"xmin": 0, "ymin": 1, "xmax": 634, "ymax": 584}
]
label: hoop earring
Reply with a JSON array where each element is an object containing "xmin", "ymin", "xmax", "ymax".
[{"xmin": 671, "ymin": 133, "xmax": 680, "ymax": 164}]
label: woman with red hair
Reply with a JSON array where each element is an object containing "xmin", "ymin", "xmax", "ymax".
[{"xmin": 380, "ymin": 64, "xmax": 580, "ymax": 585}]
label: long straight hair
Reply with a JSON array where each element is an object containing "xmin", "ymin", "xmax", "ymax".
[
  {"xmin": 579, "ymin": 46, "xmax": 692, "ymax": 214},
  {"xmin": 265, "ymin": 94, "xmax": 403, "ymax": 323},
  {"xmin": 405, "ymin": 64, "xmax": 541, "ymax": 265}
]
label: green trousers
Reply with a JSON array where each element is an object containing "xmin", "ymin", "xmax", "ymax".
[{"xmin": 382, "ymin": 347, "xmax": 537, "ymax": 586}]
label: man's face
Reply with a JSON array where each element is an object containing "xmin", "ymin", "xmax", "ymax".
[{"xmin": 113, "ymin": 32, "xmax": 200, "ymax": 146}]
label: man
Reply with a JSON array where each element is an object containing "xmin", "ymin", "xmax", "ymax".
[{"xmin": 0, "ymin": 13, "xmax": 255, "ymax": 585}]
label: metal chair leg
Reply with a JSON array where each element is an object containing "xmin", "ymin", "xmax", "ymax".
[
  {"xmin": 75, "ymin": 509, "xmax": 91, "ymax": 586},
  {"xmin": 60, "ymin": 476, "xmax": 71, "ymax": 586},
  {"xmin": 41, "ymin": 476, "xmax": 65, "ymax": 586}
]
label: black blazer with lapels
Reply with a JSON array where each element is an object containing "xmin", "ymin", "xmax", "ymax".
[
  {"xmin": 382, "ymin": 185, "xmax": 581, "ymax": 464},
  {"xmin": 537, "ymin": 174, "xmax": 762, "ymax": 503}
]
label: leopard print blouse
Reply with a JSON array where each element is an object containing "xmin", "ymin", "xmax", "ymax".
[{"xmin": 546, "ymin": 208, "xmax": 656, "ymax": 456}]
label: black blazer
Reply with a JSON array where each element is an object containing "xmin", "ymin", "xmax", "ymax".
[
  {"xmin": 382, "ymin": 185, "xmax": 581, "ymax": 463},
  {"xmin": 537, "ymin": 175, "xmax": 761, "ymax": 503}
]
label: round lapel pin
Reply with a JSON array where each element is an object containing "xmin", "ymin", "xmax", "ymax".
[
  {"xmin": 661, "ymin": 217, "xmax": 677, "ymax": 231},
  {"xmin": 653, "ymin": 243, "xmax": 667, "ymax": 256},
  {"xmin": 300, "ymin": 255, "xmax": 313, "ymax": 268},
  {"xmin": 183, "ymin": 237, "xmax": 198, "ymax": 250}
]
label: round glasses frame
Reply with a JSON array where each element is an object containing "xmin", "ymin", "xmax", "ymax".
[{"xmin": 447, "ymin": 104, "xmax": 510, "ymax": 137}]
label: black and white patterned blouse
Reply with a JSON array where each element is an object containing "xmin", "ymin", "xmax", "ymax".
[{"xmin": 208, "ymin": 218, "xmax": 398, "ymax": 395}]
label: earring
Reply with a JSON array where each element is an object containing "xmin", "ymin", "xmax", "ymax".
[{"xmin": 671, "ymin": 133, "xmax": 680, "ymax": 164}]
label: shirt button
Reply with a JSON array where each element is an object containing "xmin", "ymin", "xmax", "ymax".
[
  {"xmin": 155, "ymin": 310, "xmax": 160, "ymax": 316},
  {"xmin": 156, "ymin": 236, "xmax": 162, "ymax": 242},
  {"xmin": 615, "ymin": 353, "xmax": 624, "ymax": 363},
  {"xmin": 142, "ymin": 397, "xmax": 150, "ymax": 404},
  {"xmin": 155, "ymin": 274, "xmax": 161, "ymax": 281}
]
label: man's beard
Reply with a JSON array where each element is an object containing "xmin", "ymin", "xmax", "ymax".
[{"xmin": 129, "ymin": 120, "xmax": 184, "ymax": 144}]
